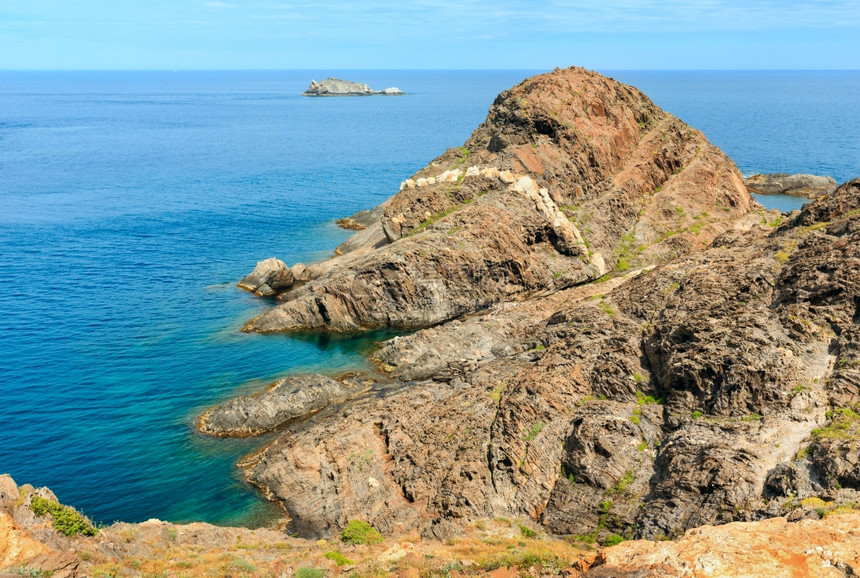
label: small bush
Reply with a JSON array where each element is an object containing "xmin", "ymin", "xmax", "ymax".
[
  {"xmin": 295, "ymin": 568, "xmax": 325, "ymax": 578},
  {"xmin": 692, "ymin": 410, "xmax": 703, "ymax": 420},
  {"xmin": 226, "ymin": 558, "xmax": 257, "ymax": 573},
  {"xmin": 800, "ymin": 497, "xmax": 829, "ymax": 509},
  {"xmin": 324, "ymin": 551, "xmax": 354, "ymax": 566},
  {"xmin": 340, "ymin": 519, "xmax": 383, "ymax": 545},
  {"xmin": 29, "ymin": 495, "xmax": 96, "ymax": 537},
  {"xmin": 519, "ymin": 524, "xmax": 537, "ymax": 538},
  {"xmin": 602, "ymin": 534, "xmax": 624, "ymax": 547}
]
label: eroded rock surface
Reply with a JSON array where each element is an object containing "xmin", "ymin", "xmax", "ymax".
[
  {"xmin": 578, "ymin": 513, "xmax": 860, "ymax": 577},
  {"xmin": 234, "ymin": 179, "xmax": 860, "ymax": 541},
  {"xmin": 243, "ymin": 67, "xmax": 754, "ymax": 333},
  {"xmin": 237, "ymin": 257, "xmax": 295, "ymax": 297},
  {"xmin": 198, "ymin": 374, "xmax": 370, "ymax": 437},
  {"xmin": 745, "ymin": 172, "xmax": 837, "ymax": 198},
  {"xmin": 226, "ymin": 67, "xmax": 860, "ymax": 543}
]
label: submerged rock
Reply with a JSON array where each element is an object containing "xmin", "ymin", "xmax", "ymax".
[
  {"xmin": 198, "ymin": 374, "xmax": 369, "ymax": 437},
  {"xmin": 745, "ymin": 172, "xmax": 837, "ymax": 198},
  {"xmin": 302, "ymin": 78, "xmax": 404, "ymax": 96}
]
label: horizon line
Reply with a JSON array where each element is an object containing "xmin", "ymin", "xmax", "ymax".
[{"xmin": 2, "ymin": 67, "xmax": 860, "ymax": 72}]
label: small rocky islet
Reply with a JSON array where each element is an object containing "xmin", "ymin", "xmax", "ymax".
[
  {"xmin": 302, "ymin": 77, "xmax": 404, "ymax": 96},
  {"xmin": 7, "ymin": 66, "xmax": 860, "ymax": 576}
]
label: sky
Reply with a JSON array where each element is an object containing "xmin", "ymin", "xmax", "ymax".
[{"xmin": 1, "ymin": 1, "xmax": 858, "ymax": 69}]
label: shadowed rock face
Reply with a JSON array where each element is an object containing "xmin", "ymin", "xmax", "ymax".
[
  {"xmin": 242, "ymin": 67, "xmax": 754, "ymax": 334},
  {"xmin": 226, "ymin": 66, "xmax": 860, "ymax": 542}
]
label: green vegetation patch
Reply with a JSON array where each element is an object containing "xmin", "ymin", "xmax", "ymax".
[
  {"xmin": 522, "ymin": 421, "xmax": 546, "ymax": 442},
  {"xmin": 609, "ymin": 471, "xmax": 635, "ymax": 496},
  {"xmin": 324, "ymin": 551, "xmax": 354, "ymax": 566},
  {"xmin": 340, "ymin": 519, "xmax": 383, "ymax": 545},
  {"xmin": 636, "ymin": 390, "xmax": 663, "ymax": 405},
  {"xmin": 812, "ymin": 407, "xmax": 860, "ymax": 440},
  {"xmin": 29, "ymin": 495, "xmax": 97, "ymax": 537},
  {"xmin": 598, "ymin": 301, "xmax": 615, "ymax": 318}
]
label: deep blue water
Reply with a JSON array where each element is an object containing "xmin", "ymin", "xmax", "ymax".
[{"xmin": 1, "ymin": 70, "xmax": 858, "ymax": 526}]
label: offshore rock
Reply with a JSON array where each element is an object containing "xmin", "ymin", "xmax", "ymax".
[
  {"xmin": 745, "ymin": 172, "xmax": 837, "ymax": 198},
  {"xmin": 303, "ymin": 78, "xmax": 404, "ymax": 96},
  {"xmin": 198, "ymin": 374, "xmax": 368, "ymax": 437},
  {"xmin": 244, "ymin": 67, "xmax": 753, "ymax": 334}
]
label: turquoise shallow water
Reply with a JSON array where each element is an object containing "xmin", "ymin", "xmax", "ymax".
[{"xmin": 0, "ymin": 70, "xmax": 857, "ymax": 526}]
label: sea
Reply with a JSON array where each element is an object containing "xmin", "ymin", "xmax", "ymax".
[{"xmin": 1, "ymin": 70, "xmax": 858, "ymax": 527}]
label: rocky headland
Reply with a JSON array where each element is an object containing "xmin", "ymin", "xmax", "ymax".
[
  {"xmin": 745, "ymin": 172, "xmax": 837, "ymax": 198},
  {"xmin": 303, "ymin": 78, "xmax": 404, "ymax": 96},
  {"xmin": 7, "ymin": 66, "xmax": 860, "ymax": 577},
  {"xmin": 221, "ymin": 65, "xmax": 860, "ymax": 551}
]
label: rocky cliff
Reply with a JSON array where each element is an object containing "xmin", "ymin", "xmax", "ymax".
[
  {"xmin": 220, "ymin": 68, "xmax": 860, "ymax": 548},
  {"xmin": 243, "ymin": 67, "xmax": 753, "ymax": 334}
]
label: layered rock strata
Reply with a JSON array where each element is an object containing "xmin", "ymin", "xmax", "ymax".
[
  {"xmin": 222, "ymin": 67, "xmax": 860, "ymax": 543},
  {"xmin": 236, "ymin": 179, "xmax": 860, "ymax": 542},
  {"xmin": 198, "ymin": 374, "xmax": 371, "ymax": 437}
]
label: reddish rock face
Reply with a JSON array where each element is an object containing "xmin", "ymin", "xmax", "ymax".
[
  {"xmin": 225, "ymin": 67, "xmax": 860, "ymax": 544},
  {"xmin": 242, "ymin": 67, "xmax": 755, "ymax": 334},
  {"xmin": 578, "ymin": 513, "xmax": 860, "ymax": 577}
]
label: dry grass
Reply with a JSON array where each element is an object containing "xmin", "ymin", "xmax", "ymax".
[{"xmin": 81, "ymin": 518, "xmax": 589, "ymax": 577}]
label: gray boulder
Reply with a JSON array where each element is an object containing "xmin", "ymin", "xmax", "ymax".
[{"xmin": 237, "ymin": 257, "xmax": 294, "ymax": 296}]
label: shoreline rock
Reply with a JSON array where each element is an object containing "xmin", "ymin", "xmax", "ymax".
[
  {"xmin": 745, "ymin": 172, "xmax": 837, "ymax": 198},
  {"xmin": 198, "ymin": 374, "xmax": 371, "ymax": 437},
  {"xmin": 302, "ymin": 78, "xmax": 405, "ymax": 96}
]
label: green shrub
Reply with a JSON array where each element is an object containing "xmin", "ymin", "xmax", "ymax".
[
  {"xmin": 340, "ymin": 519, "xmax": 383, "ymax": 545},
  {"xmin": 295, "ymin": 568, "xmax": 325, "ymax": 578},
  {"xmin": 29, "ymin": 495, "xmax": 54, "ymax": 517},
  {"xmin": 519, "ymin": 524, "xmax": 537, "ymax": 538},
  {"xmin": 29, "ymin": 495, "xmax": 96, "ymax": 537},
  {"xmin": 692, "ymin": 410, "xmax": 703, "ymax": 420},
  {"xmin": 324, "ymin": 551, "xmax": 354, "ymax": 566},
  {"xmin": 602, "ymin": 533, "xmax": 624, "ymax": 546}
]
